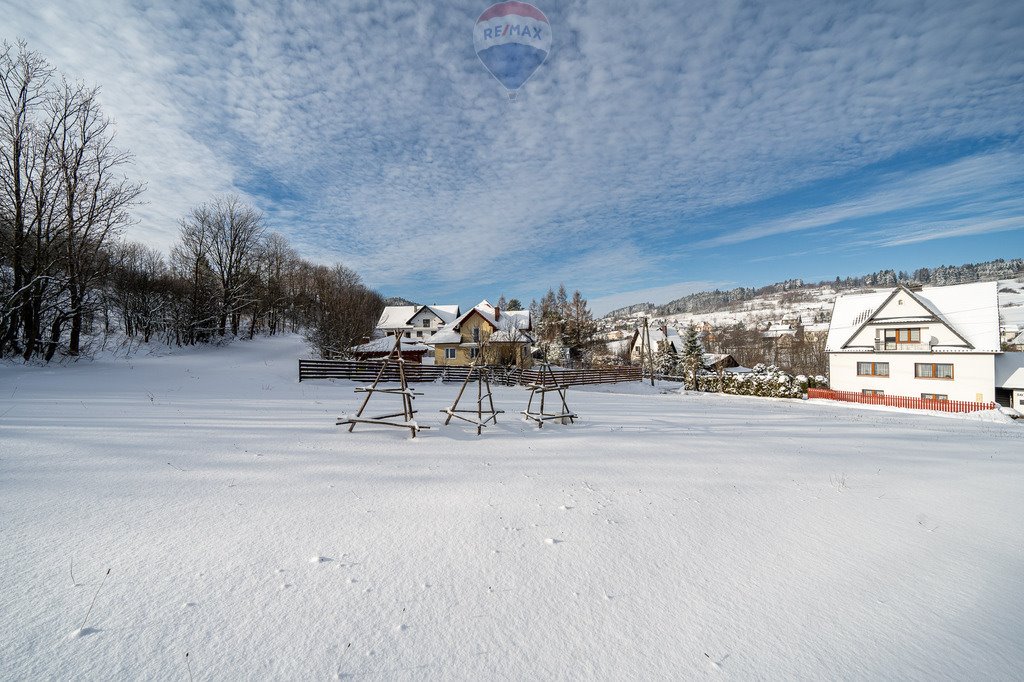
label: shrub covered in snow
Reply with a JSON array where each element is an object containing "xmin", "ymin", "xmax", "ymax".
[{"xmin": 715, "ymin": 364, "xmax": 806, "ymax": 398}]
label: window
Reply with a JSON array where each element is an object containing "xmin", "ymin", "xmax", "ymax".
[
  {"xmin": 921, "ymin": 393, "xmax": 948, "ymax": 401},
  {"xmin": 882, "ymin": 328, "xmax": 921, "ymax": 349},
  {"xmin": 472, "ymin": 327, "xmax": 480, "ymax": 342},
  {"xmin": 422, "ymin": 319, "xmax": 431, "ymax": 328},
  {"xmin": 862, "ymin": 389, "xmax": 884, "ymax": 396},
  {"xmin": 470, "ymin": 347, "xmax": 480, "ymax": 359},
  {"xmin": 915, "ymin": 363, "xmax": 953, "ymax": 379},
  {"xmin": 444, "ymin": 348, "xmax": 456, "ymax": 360},
  {"xmin": 857, "ymin": 361, "xmax": 889, "ymax": 376},
  {"xmin": 404, "ymin": 331, "xmax": 411, "ymax": 338},
  {"xmin": 416, "ymin": 331, "xmax": 423, "ymax": 338}
]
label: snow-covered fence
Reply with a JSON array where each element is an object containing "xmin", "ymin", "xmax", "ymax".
[
  {"xmin": 808, "ymin": 388, "xmax": 997, "ymax": 413},
  {"xmin": 298, "ymin": 360, "xmax": 641, "ymax": 386}
]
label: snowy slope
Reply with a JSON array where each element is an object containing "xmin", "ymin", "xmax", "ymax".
[{"xmin": 1, "ymin": 335, "xmax": 1023, "ymax": 679}]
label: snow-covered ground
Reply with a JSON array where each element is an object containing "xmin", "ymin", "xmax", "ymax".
[{"xmin": 2, "ymin": 335, "xmax": 1023, "ymax": 679}]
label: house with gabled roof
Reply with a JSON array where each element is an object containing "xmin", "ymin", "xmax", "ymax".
[
  {"xmin": 825, "ymin": 281, "xmax": 1007, "ymax": 404},
  {"xmin": 628, "ymin": 326, "xmax": 683, "ymax": 362},
  {"xmin": 429, "ymin": 300, "xmax": 533, "ymax": 367},
  {"xmin": 375, "ymin": 304, "xmax": 461, "ymax": 340}
]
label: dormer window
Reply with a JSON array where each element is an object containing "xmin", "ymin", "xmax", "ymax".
[{"xmin": 882, "ymin": 328, "xmax": 921, "ymax": 349}]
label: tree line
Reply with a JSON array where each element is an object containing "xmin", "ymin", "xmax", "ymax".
[{"xmin": 1, "ymin": 41, "xmax": 382, "ymax": 362}]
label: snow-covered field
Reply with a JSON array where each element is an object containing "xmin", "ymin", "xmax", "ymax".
[{"xmin": 2, "ymin": 335, "xmax": 1023, "ymax": 679}]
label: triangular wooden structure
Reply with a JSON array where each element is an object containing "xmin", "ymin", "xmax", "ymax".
[
  {"xmin": 521, "ymin": 362, "xmax": 577, "ymax": 428},
  {"xmin": 337, "ymin": 335, "xmax": 429, "ymax": 438},
  {"xmin": 440, "ymin": 358, "xmax": 504, "ymax": 435}
]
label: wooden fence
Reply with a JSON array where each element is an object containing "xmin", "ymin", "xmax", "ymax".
[
  {"xmin": 298, "ymin": 359, "xmax": 641, "ymax": 387},
  {"xmin": 517, "ymin": 366, "xmax": 642, "ymax": 386},
  {"xmin": 807, "ymin": 388, "xmax": 996, "ymax": 413}
]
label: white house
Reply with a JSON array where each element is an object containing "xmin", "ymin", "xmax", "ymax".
[
  {"xmin": 825, "ymin": 281, "xmax": 1005, "ymax": 404},
  {"xmin": 375, "ymin": 304, "xmax": 460, "ymax": 340},
  {"xmin": 629, "ymin": 326, "xmax": 683, "ymax": 362}
]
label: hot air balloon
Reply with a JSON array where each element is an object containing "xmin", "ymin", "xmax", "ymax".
[{"xmin": 473, "ymin": 2, "xmax": 551, "ymax": 100}]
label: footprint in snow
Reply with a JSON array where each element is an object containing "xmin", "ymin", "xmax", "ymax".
[
  {"xmin": 544, "ymin": 538, "xmax": 562, "ymax": 545},
  {"xmin": 310, "ymin": 556, "xmax": 332, "ymax": 563}
]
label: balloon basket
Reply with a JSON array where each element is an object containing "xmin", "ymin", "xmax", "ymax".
[{"xmin": 507, "ymin": 90, "xmax": 518, "ymax": 102}]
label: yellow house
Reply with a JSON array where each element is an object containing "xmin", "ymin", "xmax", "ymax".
[{"xmin": 430, "ymin": 300, "xmax": 534, "ymax": 367}]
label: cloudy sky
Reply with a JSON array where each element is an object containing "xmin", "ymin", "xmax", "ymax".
[{"xmin": 3, "ymin": 0, "xmax": 1022, "ymax": 314}]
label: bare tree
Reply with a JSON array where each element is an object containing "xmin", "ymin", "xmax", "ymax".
[
  {"xmin": 50, "ymin": 78, "xmax": 143, "ymax": 357},
  {"xmin": 0, "ymin": 40, "xmax": 57, "ymax": 359},
  {"xmin": 203, "ymin": 195, "xmax": 265, "ymax": 336},
  {"xmin": 304, "ymin": 263, "xmax": 383, "ymax": 359}
]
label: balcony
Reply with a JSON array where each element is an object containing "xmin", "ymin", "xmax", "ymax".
[{"xmin": 873, "ymin": 340, "xmax": 931, "ymax": 352}]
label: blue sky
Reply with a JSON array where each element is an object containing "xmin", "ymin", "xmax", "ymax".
[{"xmin": 3, "ymin": 0, "xmax": 1022, "ymax": 315}]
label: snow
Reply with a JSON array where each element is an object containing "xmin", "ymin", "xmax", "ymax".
[
  {"xmin": 995, "ymin": 352, "xmax": 1024, "ymax": 389},
  {"xmin": 351, "ymin": 337, "xmax": 432, "ymax": 354},
  {"xmin": 375, "ymin": 305, "xmax": 418, "ymax": 330},
  {"xmin": 2, "ymin": 334, "xmax": 1024, "ymax": 679}
]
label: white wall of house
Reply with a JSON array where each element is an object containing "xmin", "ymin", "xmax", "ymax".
[
  {"xmin": 406, "ymin": 309, "xmax": 442, "ymax": 339},
  {"xmin": 829, "ymin": 352, "xmax": 996, "ymax": 403}
]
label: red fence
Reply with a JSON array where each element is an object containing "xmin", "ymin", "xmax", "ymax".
[{"xmin": 807, "ymin": 388, "xmax": 996, "ymax": 413}]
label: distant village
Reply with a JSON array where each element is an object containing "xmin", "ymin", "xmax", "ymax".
[{"xmin": 353, "ymin": 277, "xmax": 1024, "ymax": 412}]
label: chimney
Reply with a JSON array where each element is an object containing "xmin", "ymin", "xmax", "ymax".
[{"xmin": 494, "ymin": 307, "xmax": 500, "ymax": 320}]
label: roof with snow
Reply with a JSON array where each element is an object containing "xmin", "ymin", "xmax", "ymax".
[
  {"xmin": 826, "ymin": 282, "xmax": 1000, "ymax": 353},
  {"xmin": 634, "ymin": 326, "xmax": 684, "ymax": 353},
  {"xmin": 415, "ymin": 304, "xmax": 460, "ymax": 324},
  {"xmin": 351, "ymin": 337, "xmax": 432, "ymax": 354},
  {"xmin": 996, "ymin": 352, "xmax": 1024, "ymax": 388},
  {"xmin": 377, "ymin": 304, "xmax": 460, "ymax": 330},
  {"xmin": 763, "ymin": 323, "xmax": 796, "ymax": 338},
  {"xmin": 376, "ymin": 305, "xmax": 418, "ymax": 330},
  {"xmin": 426, "ymin": 300, "xmax": 532, "ymax": 345}
]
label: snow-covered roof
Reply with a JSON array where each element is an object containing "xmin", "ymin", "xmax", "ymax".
[
  {"xmin": 426, "ymin": 328, "xmax": 462, "ymax": 345},
  {"xmin": 415, "ymin": 304, "xmax": 460, "ymax": 324},
  {"xmin": 635, "ymin": 326, "xmax": 684, "ymax": 353},
  {"xmin": 826, "ymin": 282, "xmax": 1000, "ymax": 353},
  {"xmin": 453, "ymin": 300, "xmax": 531, "ymax": 331},
  {"xmin": 763, "ymin": 323, "xmax": 796, "ymax": 338},
  {"xmin": 995, "ymin": 352, "xmax": 1024, "ymax": 388},
  {"xmin": 352, "ymin": 337, "xmax": 432, "ymax": 354},
  {"xmin": 425, "ymin": 300, "xmax": 532, "ymax": 346},
  {"xmin": 376, "ymin": 306, "xmax": 418, "ymax": 330}
]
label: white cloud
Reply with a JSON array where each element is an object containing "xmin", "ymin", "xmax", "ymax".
[{"xmin": 2, "ymin": 0, "xmax": 1021, "ymax": 299}]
